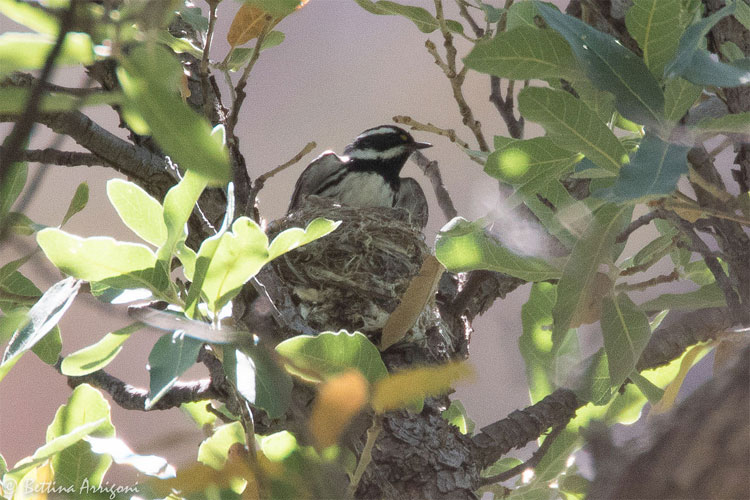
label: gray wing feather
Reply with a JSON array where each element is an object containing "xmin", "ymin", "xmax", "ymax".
[
  {"xmin": 394, "ymin": 177, "xmax": 429, "ymax": 229},
  {"xmin": 288, "ymin": 151, "xmax": 345, "ymax": 212}
]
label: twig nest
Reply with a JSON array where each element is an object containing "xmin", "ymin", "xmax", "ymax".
[{"xmin": 270, "ymin": 197, "xmax": 441, "ymax": 351}]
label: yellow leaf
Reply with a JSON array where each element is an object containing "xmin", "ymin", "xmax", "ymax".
[
  {"xmin": 148, "ymin": 460, "xmax": 256, "ymax": 497},
  {"xmin": 651, "ymin": 343, "xmax": 712, "ymax": 415},
  {"xmin": 226, "ymin": 4, "xmax": 278, "ymax": 47},
  {"xmin": 371, "ymin": 362, "xmax": 474, "ymax": 413},
  {"xmin": 381, "ymin": 255, "xmax": 445, "ymax": 350},
  {"xmin": 14, "ymin": 461, "xmax": 54, "ymax": 500},
  {"xmin": 309, "ymin": 370, "xmax": 369, "ymax": 449}
]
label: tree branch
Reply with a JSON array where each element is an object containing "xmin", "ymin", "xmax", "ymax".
[
  {"xmin": 0, "ymin": 0, "xmax": 78, "ymax": 187},
  {"xmin": 0, "ymin": 147, "xmax": 105, "ymax": 167},
  {"xmin": 409, "ymin": 150, "xmax": 458, "ymax": 222}
]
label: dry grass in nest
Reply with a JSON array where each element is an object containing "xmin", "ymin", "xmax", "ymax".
[{"xmin": 269, "ymin": 197, "xmax": 430, "ymax": 337}]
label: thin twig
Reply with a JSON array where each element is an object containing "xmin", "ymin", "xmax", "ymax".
[
  {"xmin": 489, "ymin": 76, "xmax": 525, "ymax": 139},
  {"xmin": 667, "ymin": 213, "xmax": 745, "ymax": 323},
  {"xmin": 393, "ymin": 115, "xmax": 472, "ymax": 151},
  {"xmin": 455, "ymin": 0, "xmax": 484, "ymax": 37},
  {"xmin": 227, "ymin": 15, "xmax": 274, "ymax": 138},
  {"xmin": 478, "ymin": 424, "xmax": 565, "ymax": 486},
  {"xmin": 617, "ymin": 270, "xmax": 680, "ymax": 292},
  {"xmin": 248, "ymin": 141, "xmax": 317, "ymax": 204},
  {"xmin": 199, "ymin": 0, "xmax": 219, "ymax": 118},
  {"xmin": 0, "ymin": 0, "xmax": 78, "ymax": 187},
  {"xmin": 410, "ymin": 150, "xmax": 458, "ymax": 221},
  {"xmin": 615, "ymin": 210, "xmax": 663, "ymax": 243},
  {"xmin": 431, "ymin": 0, "xmax": 489, "ymax": 152}
]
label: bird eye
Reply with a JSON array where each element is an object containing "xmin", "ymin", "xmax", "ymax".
[{"xmin": 400, "ymin": 134, "xmax": 408, "ymax": 141}]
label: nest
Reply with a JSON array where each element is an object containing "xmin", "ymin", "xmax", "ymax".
[{"xmin": 269, "ymin": 197, "xmax": 444, "ymax": 351}]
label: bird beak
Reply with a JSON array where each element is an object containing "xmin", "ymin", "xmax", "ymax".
[{"xmin": 412, "ymin": 141, "xmax": 432, "ymax": 150}]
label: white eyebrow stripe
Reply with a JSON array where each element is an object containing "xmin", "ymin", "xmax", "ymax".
[
  {"xmin": 357, "ymin": 126, "xmax": 399, "ymax": 138},
  {"xmin": 347, "ymin": 145, "xmax": 408, "ymax": 160}
]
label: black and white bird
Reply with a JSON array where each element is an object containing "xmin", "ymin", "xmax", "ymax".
[{"xmin": 288, "ymin": 125, "xmax": 431, "ymax": 228}]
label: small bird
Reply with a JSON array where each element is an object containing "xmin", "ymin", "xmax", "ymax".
[{"xmin": 288, "ymin": 125, "xmax": 431, "ymax": 228}]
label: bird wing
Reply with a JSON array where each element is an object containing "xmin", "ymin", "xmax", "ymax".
[
  {"xmin": 287, "ymin": 151, "xmax": 345, "ymax": 212},
  {"xmin": 394, "ymin": 177, "xmax": 429, "ymax": 229}
]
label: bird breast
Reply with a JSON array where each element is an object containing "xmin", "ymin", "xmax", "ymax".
[{"xmin": 322, "ymin": 171, "xmax": 396, "ymax": 208}]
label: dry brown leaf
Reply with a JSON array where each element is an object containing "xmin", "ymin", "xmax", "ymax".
[
  {"xmin": 381, "ymin": 255, "xmax": 445, "ymax": 350},
  {"xmin": 227, "ymin": 3, "xmax": 278, "ymax": 47}
]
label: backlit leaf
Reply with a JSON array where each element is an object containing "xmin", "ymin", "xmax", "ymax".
[
  {"xmin": 435, "ymin": 217, "xmax": 563, "ymax": 281},
  {"xmin": 276, "ymin": 330, "xmax": 387, "ymax": 384},
  {"xmin": 146, "ymin": 332, "xmax": 203, "ymax": 409},
  {"xmin": 61, "ymin": 182, "xmax": 89, "ymax": 226},
  {"xmin": 61, "ymin": 323, "xmax": 142, "ymax": 376},
  {"xmin": 107, "ymin": 179, "xmax": 167, "ymax": 247}
]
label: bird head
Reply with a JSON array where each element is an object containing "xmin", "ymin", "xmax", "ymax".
[{"xmin": 343, "ymin": 125, "xmax": 431, "ymax": 168}]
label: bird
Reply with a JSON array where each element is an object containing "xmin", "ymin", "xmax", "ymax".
[{"xmin": 288, "ymin": 125, "xmax": 431, "ymax": 228}]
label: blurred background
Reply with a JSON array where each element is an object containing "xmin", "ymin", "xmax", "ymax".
[{"xmin": 1, "ymin": 0, "xmax": 713, "ymax": 485}]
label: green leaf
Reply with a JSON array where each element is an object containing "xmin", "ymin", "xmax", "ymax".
[
  {"xmin": 276, "ymin": 330, "xmax": 387, "ymax": 384},
  {"xmin": 520, "ymin": 282, "xmax": 579, "ymax": 403},
  {"xmin": 224, "ymin": 345, "xmax": 293, "ymax": 419},
  {"xmin": 353, "ymin": 0, "xmax": 463, "ymax": 33},
  {"xmin": 696, "ymin": 112, "xmax": 750, "ymax": 135},
  {"xmin": 30, "ymin": 325, "xmax": 61, "ymax": 365},
  {"xmin": 179, "ymin": 4, "xmax": 209, "ymax": 32},
  {"xmin": 198, "ymin": 421, "xmax": 245, "ymax": 469},
  {"xmin": 61, "ymin": 323, "xmax": 142, "ymax": 376},
  {"xmin": 200, "ymin": 216, "xmax": 269, "ymax": 312},
  {"xmin": 601, "ymin": 293, "xmax": 651, "ymax": 388},
  {"xmin": 118, "ymin": 45, "xmax": 230, "ymax": 185},
  {"xmin": 45, "ymin": 384, "xmax": 115, "ymax": 489},
  {"xmin": 677, "ymin": 49, "xmax": 750, "ymax": 87},
  {"xmin": 665, "ymin": 2, "xmax": 736, "ymax": 78},
  {"xmin": 534, "ymin": 2, "xmax": 665, "ymax": 126},
  {"xmin": 441, "ymin": 400, "xmax": 475, "ymax": 435},
  {"xmin": 464, "ymin": 26, "xmax": 582, "ymax": 82},
  {"xmin": 61, "ymin": 182, "xmax": 89, "ymax": 226},
  {"xmin": 518, "ymin": 87, "xmax": 627, "ymax": 174},
  {"xmin": 159, "ymin": 169, "xmax": 209, "ymax": 264},
  {"xmin": 267, "ymin": 217, "xmax": 340, "ymax": 260},
  {"xmin": 595, "ymin": 134, "xmax": 690, "ymax": 202},
  {"xmin": 0, "ymin": 32, "xmax": 94, "ymax": 77},
  {"xmin": 639, "ymin": 283, "xmax": 726, "ymax": 312},
  {"xmin": 4, "ymin": 418, "xmax": 108, "ymax": 485},
  {"xmin": 0, "ymin": 161, "xmax": 26, "ymax": 219},
  {"xmin": 2, "ymin": 277, "xmax": 80, "ymax": 365},
  {"xmin": 85, "ymin": 436, "xmax": 175, "ymax": 478},
  {"xmin": 0, "ymin": 0, "xmax": 59, "ymax": 34},
  {"xmin": 552, "ymin": 204, "xmax": 632, "ymax": 346},
  {"xmin": 155, "ymin": 31, "xmax": 203, "ymax": 59},
  {"xmin": 146, "ymin": 332, "xmax": 203, "ymax": 409},
  {"xmin": 628, "ymin": 370, "xmax": 664, "ymax": 404},
  {"xmin": 107, "ymin": 179, "xmax": 167, "ymax": 247},
  {"xmin": 625, "ymin": 0, "xmax": 684, "ymax": 77},
  {"xmin": 435, "ymin": 217, "xmax": 563, "ymax": 281},
  {"xmin": 663, "ymin": 77, "xmax": 702, "ymax": 122},
  {"xmin": 485, "ymin": 137, "xmax": 580, "ymax": 194},
  {"xmin": 573, "ymin": 348, "xmax": 611, "ymax": 405},
  {"xmin": 226, "ymin": 31, "xmax": 286, "ymax": 70},
  {"xmin": 37, "ymin": 228, "xmax": 168, "ymax": 292},
  {"xmin": 505, "ymin": 1, "xmax": 537, "ymax": 30}
]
